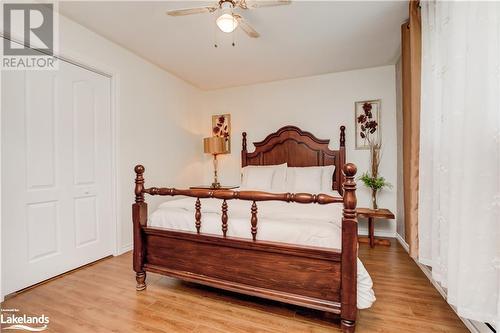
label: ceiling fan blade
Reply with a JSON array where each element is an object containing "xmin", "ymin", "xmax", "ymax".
[
  {"xmin": 234, "ymin": 14, "xmax": 260, "ymax": 38},
  {"xmin": 242, "ymin": 0, "xmax": 291, "ymax": 9},
  {"xmin": 166, "ymin": 6, "xmax": 218, "ymax": 16}
]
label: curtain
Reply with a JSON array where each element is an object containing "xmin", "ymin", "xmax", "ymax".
[
  {"xmin": 419, "ymin": 1, "xmax": 500, "ymax": 326},
  {"xmin": 402, "ymin": 0, "xmax": 421, "ymax": 258}
]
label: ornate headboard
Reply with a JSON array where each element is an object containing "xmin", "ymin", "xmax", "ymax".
[{"xmin": 241, "ymin": 126, "xmax": 346, "ymax": 194}]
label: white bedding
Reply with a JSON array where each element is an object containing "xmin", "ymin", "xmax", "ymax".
[{"xmin": 149, "ymin": 196, "xmax": 376, "ymax": 309}]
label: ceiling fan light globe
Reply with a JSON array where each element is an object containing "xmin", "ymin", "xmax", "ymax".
[{"xmin": 216, "ymin": 13, "xmax": 238, "ymax": 33}]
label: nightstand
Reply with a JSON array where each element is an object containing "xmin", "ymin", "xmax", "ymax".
[
  {"xmin": 189, "ymin": 185, "xmax": 239, "ymax": 190},
  {"xmin": 356, "ymin": 208, "xmax": 395, "ymax": 248}
]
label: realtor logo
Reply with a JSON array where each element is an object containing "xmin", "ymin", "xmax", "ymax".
[
  {"xmin": 1, "ymin": 308, "xmax": 49, "ymax": 331},
  {"xmin": 2, "ymin": 2, "xmax": 58, "ymax": 70},
  {"xmin": 3, "ymin": 3, "xmax": 54, "ymax": 55}
]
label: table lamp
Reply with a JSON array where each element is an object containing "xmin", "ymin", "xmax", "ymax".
[{"xmin": 203, "ymin": 136, "xmax": 228, "ymax": 188}]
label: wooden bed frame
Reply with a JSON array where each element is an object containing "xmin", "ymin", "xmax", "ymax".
[{"xmin": 133, "ymin": 125, "xmax": 359, "ymax": 332}]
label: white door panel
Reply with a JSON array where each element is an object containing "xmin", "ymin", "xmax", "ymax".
[
  {"xmin": 2, "ymin": 60, "xmax": 113, "ymax": 295},
  {"xmin": 26, "ymin": 201, "xmax": 60, "ymax": 262},
  {"xmin": 25, "ymin": 72, "xmax": 57, "ymax": 190}
]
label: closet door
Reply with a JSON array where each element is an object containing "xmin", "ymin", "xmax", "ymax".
[{"xmin": 2, "ymin": 60, "xmax": 113, "ymax": 296}]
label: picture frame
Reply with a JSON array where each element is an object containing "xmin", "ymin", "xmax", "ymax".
[
  {"xmin": 212, "ymin": 114, "xmax": 231, "ymax": 153},
  {"xmin": 355, "ymin": 100, "xmax": 381, "ymax": 150}
]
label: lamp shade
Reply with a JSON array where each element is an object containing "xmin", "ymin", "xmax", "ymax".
[{"xmin": 203, "ymin": 136, "xmax": 227, "ymax": 154}]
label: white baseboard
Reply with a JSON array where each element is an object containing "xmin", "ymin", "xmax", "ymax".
[
  {"xmin": 468, "ymin": 321, "xmax": 495, "ymax": 333},
  {"xmin": 117, "ymin": 243, "xmax": 132, "ymax": 255},
  {"xmin": 395, "ymin": 236, "xmax": 493, "ymax": 333},
  {"xmin": 395, "ymin": 232, "xmax": 409, "ymax": 252},
  {"xmin": 358, "ymin": 228, "xmax": 396, "ymax": 238}
]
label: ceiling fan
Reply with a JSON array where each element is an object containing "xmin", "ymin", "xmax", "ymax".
[{"xmin": 166, "ymin": 0, "xmax": 291, "ymax": 38}]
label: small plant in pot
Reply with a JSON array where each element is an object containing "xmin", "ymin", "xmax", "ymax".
[{"xmin": 357, "ymin": 102, "xmax": 391, "ymax": 210}]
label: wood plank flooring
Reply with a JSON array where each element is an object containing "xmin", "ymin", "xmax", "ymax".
[{"xmin": 1, "ymin": 240, "xmax": 468, "ymax": 332}]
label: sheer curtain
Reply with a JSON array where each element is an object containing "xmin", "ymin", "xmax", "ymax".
[{"xmin": 419, "ymin": 0, "xmax": 500, "ymax": 326}]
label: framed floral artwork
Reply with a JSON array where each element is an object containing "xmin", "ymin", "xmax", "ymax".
[
  {"xmin": 355, "ymin": 100, "xmax": 381, "ymax": 150},
  {"xmin": 212, "ymin": 114, "xmax": 231, "ymax": 153}
]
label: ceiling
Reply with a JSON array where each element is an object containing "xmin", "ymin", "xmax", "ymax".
[{"xmin": 59, "ymin": 1, "xmax": 408, "ymax": 90}]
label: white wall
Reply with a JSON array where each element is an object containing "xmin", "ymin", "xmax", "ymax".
[
  {"xmin": 199, "ymin": 66, "xmax": 398, "ymax": 237},
  {"xmin": 57, "ymin": 15, "xmax": 203, "ymax": 253}
]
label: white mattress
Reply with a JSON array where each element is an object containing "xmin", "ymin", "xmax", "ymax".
[{"xmin": 149, "ymin": 196, "xmax": 376, "ymax": 309}]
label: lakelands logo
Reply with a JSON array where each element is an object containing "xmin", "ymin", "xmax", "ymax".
[
  {"xmin": 2, "ymin": 2, "xmax": 58, "ymax": 70},
  {"xmin": 1, "ymin": 308, "xmax": 49, "ymax": 331}
]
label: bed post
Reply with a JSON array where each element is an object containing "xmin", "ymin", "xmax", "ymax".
[
  {"xmin": 241, "ymin": 132, "xmax": 248, "ymax": 167},
  {"xmin": 341, "ymin": 163, "xmax": 357, "ymax": 333},
  {"xmin": 133, "ymin": 165, "xmax": 147, "ymax": 291},
  {"xmin": 338, "ymin": 126, "xmax": 346, "ymax": 195}
]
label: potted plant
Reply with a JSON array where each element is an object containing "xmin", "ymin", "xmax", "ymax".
[{"xmin": 357, "ymin": 102, "xmax": 391, "ymax": 210}]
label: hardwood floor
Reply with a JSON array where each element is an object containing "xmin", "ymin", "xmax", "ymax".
[{"xmin": 2, "ymin": 240, "xmax": 468, "ymax": 332}]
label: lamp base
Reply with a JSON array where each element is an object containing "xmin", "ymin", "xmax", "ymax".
[{"xmin": 211, "ymin": 182, "xmax": 221, "ymax": 189}]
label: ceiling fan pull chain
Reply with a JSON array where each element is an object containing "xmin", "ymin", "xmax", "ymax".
[
  {"xmin": 231, "ymin": 6, "xmax": 236, "ymax": 47},
  {"xmin": 214, "ymin": 13, "xmax": 219, "ymax": 48},
  {"xmin": 231, "ymin": 18, "xmax": 235, "ymax": 46}
]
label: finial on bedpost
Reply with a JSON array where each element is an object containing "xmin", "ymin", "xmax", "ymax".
[
  {"xmin": 340, "ymin": 126, "xmax": 346, "ymax": 147},
  {"xmin": 342, "ymin": 163, "xmax": 357, "ymax": 212},
  {"xmin": 134, "ymin": 165, "xmax": 145, "ymax": 203},
  {"xmin": 242, "ymin": 132, "xmax": 247, "ymax": 151},
  {"xmin": 341, "ymin": 162, "xmax": 357, "ymax": 332},
  {"xmin": 242, "ymin": 132, "xmax": 248, "ymax": 167},
  {"xmin": 338, "ymin": 126, "xmax": 347, "ymax": 195}
]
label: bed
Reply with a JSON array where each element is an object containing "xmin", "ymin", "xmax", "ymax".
[{"xmin": 133, "ymin": 126, "xmax": 371, "ymax": 332}]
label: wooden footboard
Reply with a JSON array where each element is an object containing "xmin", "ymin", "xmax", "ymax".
[
  {"xmin": 146, "ymin": 229, "xmax": 342, "ymax": 312},
  {"xmin": 132, "ymin": 163, "xmax": 358, "ymax": 332}
]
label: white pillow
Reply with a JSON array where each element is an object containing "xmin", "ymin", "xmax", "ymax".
[
  {"xmin": 321, "ymin": 165, "xmax": 336, "ymax": 191},
  {"xmin": 286, "ymin": 165, "xmax": 336, "ymax": 193},
  {"xmin": 241, "ymin": 163, "xmax": 287, "ymax": 191},
  {"xmin": 288, "ymin": 167, "xmax": 323, "ymax": 193}
]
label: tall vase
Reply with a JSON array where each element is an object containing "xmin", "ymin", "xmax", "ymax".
[{"xmin": 371, "ymin": 189, "xmax": 378, "ymax": 210}]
